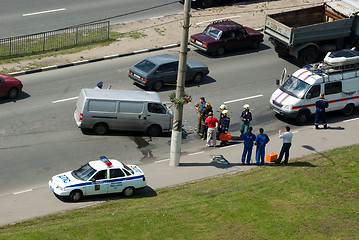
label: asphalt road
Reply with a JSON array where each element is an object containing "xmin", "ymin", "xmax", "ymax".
[
  {"xmin": 0, "ymin": 0, "xmax": 183, "ymax": 38},
  {"xmin": 1, "ymin": 37, "xmax": 358, "ymax": 225}
]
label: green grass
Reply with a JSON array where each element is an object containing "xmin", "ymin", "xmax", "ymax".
[{"xmin": 0, "ymin": 145, "xmax": 358, "ymax": 240}]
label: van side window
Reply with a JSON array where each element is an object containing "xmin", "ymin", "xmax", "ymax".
[
  {"xmin": 110, "ymin": 169, "xmax": 125, "ymax": 178},
  {"xmin": 88, "ymin": 100, "xmax": 117, "ymax": 112},
  {"xmin": 148, "ymin": 103, "xmax": 166, "ymax": 114},
  {"xmin": 307, "ymin": 85, "xmax": 320, "ymax": 99},
  {"xmin": 119, "ymin": 101, "xmax": 143, "ymax": 113},
  {"xmin": 325, "ymin": 82, "xmax": 342, "ymax": 95}
]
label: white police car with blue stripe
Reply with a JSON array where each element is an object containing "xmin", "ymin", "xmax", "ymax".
[{"xmin": 49, "ymin": 156, "xmax": 147, "ymax": 202}]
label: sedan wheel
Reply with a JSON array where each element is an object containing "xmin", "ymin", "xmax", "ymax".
[
  {"xmin": 8, "ymin": 88, "xmax": 18, "ymax": 99},
  {"xmin": 216, "ymin": 47, "xmax": 225, "ymax": 56},
  {"xmin": 70, "ymin": 190, "xmax": 82, "ymax": 202},
  {"xmin": 152, "ymin": 81, "xmax": 163, "ymax": 92},
  {"xmin": 193, "ymin": 73, "xmax": 203, "ymax": 84}
]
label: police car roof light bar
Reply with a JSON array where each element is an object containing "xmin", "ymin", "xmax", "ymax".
[{"xmin": 100, "ymin": 156, "xmax": 113, "ymax": 168}]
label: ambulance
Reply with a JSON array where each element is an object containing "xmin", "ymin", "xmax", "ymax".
[{"xmin": 269, "ymin": 49, "xmax": 359, "ymax": 123}]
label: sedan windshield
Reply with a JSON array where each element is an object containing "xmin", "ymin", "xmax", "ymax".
[
  {"xmin": 203, "ymin": 26, "xmax": 222, "ymax": 40},
  {"xmin": 72, "ymin": 163, "xmax": 97, "ymax": 181},
  {"xmin": 280, "ymin": 76, "xmax": 311, "ymax": 99},
  {"xmin": 134, "ymin": 59, "xmax": 156, "ymax": 73}
]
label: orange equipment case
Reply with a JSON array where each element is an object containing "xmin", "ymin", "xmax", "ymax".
[
  {"xmin": 219, "ymin": 133, "xmax": 231, "ymax": 141},
  {"xmin": 266, "ymin": 152, "xmax": 278, "ymax": 162}
]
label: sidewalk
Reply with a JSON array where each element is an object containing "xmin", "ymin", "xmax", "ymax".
[
  {"xmin": 0, "ymin": 118, "xmax": 358, "ymax": 226},
  {"xmin": 142, "ymin": 118, "xmax": 359, "ymax": 190}
]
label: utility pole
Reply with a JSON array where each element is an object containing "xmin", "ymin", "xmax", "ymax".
[{"xmin": 169, "ymin": 0, "xmax": 191, "ymax": 166}]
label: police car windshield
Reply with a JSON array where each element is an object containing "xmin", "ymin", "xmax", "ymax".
[
  {"xmin": 72, "ymin": 163, "xmax": 97, "ymax": 181},
  {"xmin": 203, "ymin": 26, "xmax": 222, "ymax": 40},
  {"xmin": 280, "ymin": 76, "xmax": 310, "ymax": 99}
]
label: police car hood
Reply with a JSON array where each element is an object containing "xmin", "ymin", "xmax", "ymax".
[{"xmin": 51, "ymin": 171, "xmax": 84, "ymax": 188}]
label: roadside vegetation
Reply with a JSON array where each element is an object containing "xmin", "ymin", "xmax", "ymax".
[{"xmin": 0, "ymin": 144, "xmax": 358, "ymax": 239}]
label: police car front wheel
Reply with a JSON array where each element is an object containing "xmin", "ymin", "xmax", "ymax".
[{"xmin": 70, "ymin": 190, "xmax": 83, "ymax": 202}]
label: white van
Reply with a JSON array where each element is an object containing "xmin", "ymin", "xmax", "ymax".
[
  {"xmin": 269, "ymin": 49, "xmax": 359, "ymax": 123},
  {"xmin": 74, "ymin": 89, "xmax": 173, "ymax": 136}
]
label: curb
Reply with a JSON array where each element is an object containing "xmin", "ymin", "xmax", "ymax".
[{"xmin": 9, "ymin": 43, "xmax": 180, "ymax": 77}]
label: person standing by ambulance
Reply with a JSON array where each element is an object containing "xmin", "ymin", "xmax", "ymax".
[
  {"xmin": 205, "ymin": 112, "xmax": 219, "ymax": 147},
  {"xmin": 315, "ymin": 93, "xmax": 329, "ymax": 129},
  {"xmin": 240, "ymin": 104, "xmax": 252, "ymax": 138},
  {"xmin": 254, "ymin": 128, "xmax": 270, "ymax": 166}
]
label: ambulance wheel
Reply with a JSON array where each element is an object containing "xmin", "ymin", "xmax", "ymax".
[
  {"xmin": 147, "ymin": 124, "xmax": 162, "ymax": 137},
  {"xmin": 70, "ymin": 190, "xmax": 82, "ymax": 202},
  {"xmin": 193, "ymin": 73, "xmax": 203, "ymax": 84},
  {"xmin": 342, "ymin": 104, "xmax": 355, "ymax": 116},
  {"xmin": 296, "ymin": 111, "xmax": 310, "ymax": 124},
  {"xmin": 93, "ymin": 123, "xmax": 108, "ymax": 135},
  {"xmin": 123, "ymin": 187, "xmax": 134, "ymax": 197}
]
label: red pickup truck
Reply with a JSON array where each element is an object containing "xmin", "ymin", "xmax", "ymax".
[{"xmin": 190, "ymin": 20, "xmax": 263, "ymax": 56}]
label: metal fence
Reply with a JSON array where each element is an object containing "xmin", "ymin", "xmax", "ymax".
[{"xmin": 0, "ymin": 21, "xmax": 110, "ymax": 58}]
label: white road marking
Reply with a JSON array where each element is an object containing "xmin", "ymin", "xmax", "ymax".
[
  {"xmin": 219, "ymin": 144, "xmax": 236, "ymax": 149},
  {"xmin": 23, "ymin": 8, "xmax": 66, "ymax": 17},
  {"xmin": 155, "ymin": 158, "xmax": 170, "ymax": 163},
  {"xmin": 188, "ymin": 151, "xmax": 204, "ymax": 156},
  {"xmin": 224, "ymin": 94, "xmax": 263, "ymax": 104},
  {"xmin": 52, "ymin": 96, "xmax": 78, "ymax": 104},
  {"xmin": 14, "ymin": 189, "xmax": 33, "ymax": 195},
  {"xmin": 196, "ymin": 15, "xmax": 241, "ymax": 25},
  {"xmin": 343, "ymin": 118, "xmax": 359, "ymax": 123}
]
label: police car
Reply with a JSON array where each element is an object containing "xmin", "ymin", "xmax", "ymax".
[{"xmin": 49, "ymin": 156, "xmax": 147, "ymax": 202}]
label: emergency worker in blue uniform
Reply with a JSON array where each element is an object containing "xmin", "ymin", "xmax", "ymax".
[
  {"xmin": 315, "ymin": 93, "xmax": 329, "ymax": 129},
  {"xmin": 241, "ymin": 126, "xmax": 256, "ymax": 165},
  {"xmin": 254, "ymin": 128, "xmax": 270, "ymax": 166}
]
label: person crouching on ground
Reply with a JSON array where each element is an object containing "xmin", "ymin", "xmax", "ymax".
[{"xmin": 205, "ymin": 112, "xmax": 219, "ymax": 147}]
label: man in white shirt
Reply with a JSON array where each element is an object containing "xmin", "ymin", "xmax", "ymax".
[{"xmin": 275, "ymin": 126, "xmax": 293, "ymax": 164}]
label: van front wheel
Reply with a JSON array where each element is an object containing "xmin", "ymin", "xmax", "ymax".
[
  {"xmin": 93, "ymin": 123, "xmax": 108, "ymax": 135},
  {"xmin": 147, "ymin": 125, "xmax": 162, "ymax": 137},
  {"xmin": 296, "ymin": 111, "xmax": 310, "ymax": 124}
]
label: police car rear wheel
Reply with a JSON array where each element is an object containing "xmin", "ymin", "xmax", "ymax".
[
  {"xmin": 123, "ymin": 187, "xmax": 134, "ymax": 197},
  {"xmin": 70, "ymin": 190, "xmax": 82, "ymax": 202}
]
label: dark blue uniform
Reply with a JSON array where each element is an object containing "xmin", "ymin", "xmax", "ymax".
[{"xmin": 315, "ymin": 96, "xmax": 329, "ymax": 129}]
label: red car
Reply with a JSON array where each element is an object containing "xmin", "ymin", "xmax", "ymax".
[
  {"xmin": 0, "ymin": 74, "xmax": 23, "ymax": 99},
  {"xmin": 190, "ymin": 20, "xmax": 264, "ymax": 56}
]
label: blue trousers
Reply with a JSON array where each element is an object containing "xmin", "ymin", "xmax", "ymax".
[
  {"xmin": 242, "ymin": 146, "xmax": 253, "ymax": 164},
  {"xmin": 256, "ymin": 146, "xmax": 266, "ymax": 165},
  {"xmin": 315, "ymin": 109, "xmax": 327, "ymax": 127},
  {"xmin": 240, "ymin": 121, "xmax": 250, "ymax": 134}
]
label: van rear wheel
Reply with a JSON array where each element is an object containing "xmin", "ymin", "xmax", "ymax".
[
  {"xmin": 93, "ymin": 123, "xmax": 108, "ymax": 135},
  {"xmin": 147, "ymin": 125, "xmax": 162, "ymax": 137},
  {"xmin": 342, "ymin": 104, "xmax": 355, "ymax": 116}
]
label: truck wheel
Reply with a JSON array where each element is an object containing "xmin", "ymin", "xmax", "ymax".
[
  {"xmin": 193, "ymin": 73, "xmax": 203, "ymax": 84},
  {"xmin": 69, "ymin": 190, "xmax": 82, "ymax": 202},
  {"xmin": 123, "ymin": 187, "xmax": 134, "ymax": 197},
  {"xmin": 342, "ymin": 104, "xmax": 355, "ymax": 116},
  {"xmin": 216, "ymin": 47, "xmax": 225, "ymax": 56},
  {"xmin": 296, "ymin": 111, "xmax": 310, "ymax": 124},
  {"xmin": 152, "ymin": 81, "xmax": 163, "ymax": 92},
  {"xmin": 147, "ymin": 125, "xmax": 162, "ymax": 137},
  {"xmin": 8, "ymin": 87, "xmax": 18, "ymax": 99},
  {"xmin": 93, "ymin": 123, "xmax": 108, "ymax": 135},
  {"xmin": 297, "ymin": 47, "xmax": 318, "ymax": 66}
]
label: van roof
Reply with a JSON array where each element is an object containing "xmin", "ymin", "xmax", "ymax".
[{"xmin": 81, "ymin": 89, "xmax": 162, "ymax": 102}]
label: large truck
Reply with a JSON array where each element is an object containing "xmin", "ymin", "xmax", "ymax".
[{"xmin": 264, "ymin": 0, "xmax": 359, "ymax": 66}]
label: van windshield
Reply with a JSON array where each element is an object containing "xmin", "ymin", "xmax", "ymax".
[{"xmin": 280, "ymin": 76, "xmax": 311, "ymax": 99}]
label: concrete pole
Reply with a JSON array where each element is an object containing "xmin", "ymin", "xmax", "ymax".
[{"xmin": 169, "ymin": 0, "xmax": 191, "ymax": 166}]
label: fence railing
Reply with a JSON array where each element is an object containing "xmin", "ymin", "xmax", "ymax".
[{"xmin": 0, "ymin": 21, "xmax": 110, "ymax": 58}]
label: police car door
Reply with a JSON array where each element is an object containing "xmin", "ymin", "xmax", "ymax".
[
  {"xmin": 85, "ymin": 169, "xmax": 109, "ymax": 196},
  {"xmin": 108, "ymin": 168, "xmax": 127, "ymax": 193}
]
